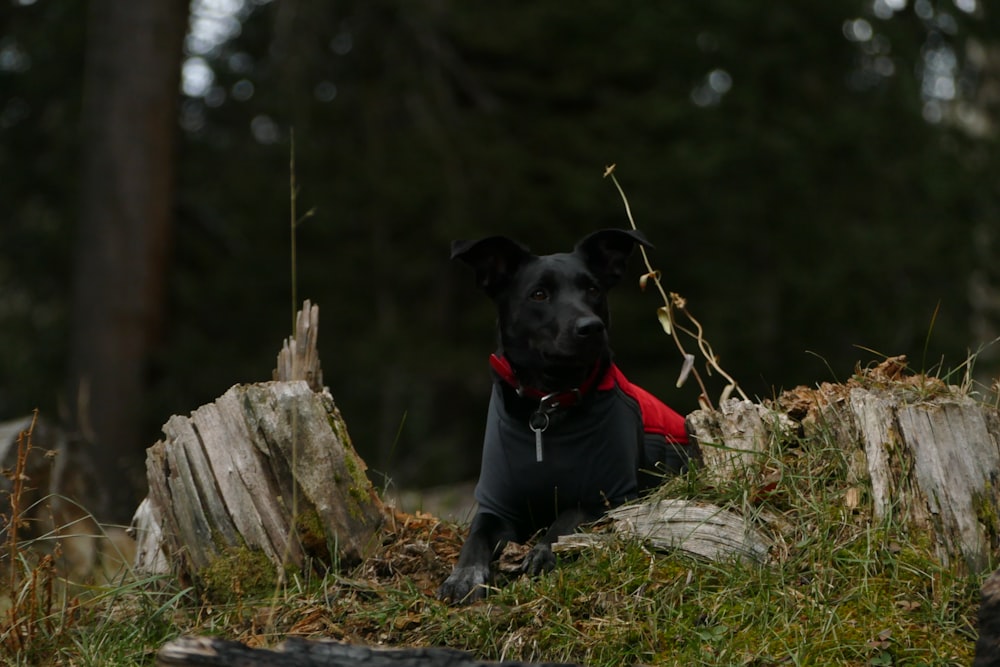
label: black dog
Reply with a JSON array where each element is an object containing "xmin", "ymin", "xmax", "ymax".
[{"xmin": 438, "ymin": 228, "xmax": 701, "ymax": 604}]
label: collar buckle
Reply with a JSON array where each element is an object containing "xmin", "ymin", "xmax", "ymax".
[{"xmin": 538, "ymin": 389, "xmax": 581, "ymax": 413}]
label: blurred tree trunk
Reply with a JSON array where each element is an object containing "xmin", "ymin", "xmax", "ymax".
[{"xmin": 69, "ymin": 0, "xmax": 188, "ymax": 522}]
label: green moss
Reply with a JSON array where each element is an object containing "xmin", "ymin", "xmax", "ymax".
[
  {"xmin": 198, "ymin": 545, "xmax": 282, "ymax": 603},
  {"xmin": 325, "ymin": 406, "xmax": 376, "ymax": 522},
  {"xmin": 344, "ymin": 456, "xmax": 371, "ymax": 512},
  {"xmin": 294, "ymin": 507, "xmax": 330, "ymax": 561},
  {"xmin": 974, "ymin": 489, "xmax": 999, "ymax": 545}
]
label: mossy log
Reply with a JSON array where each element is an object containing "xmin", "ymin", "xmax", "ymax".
[
  {"xmin": 157, "ymin": 636, "xmax": 580, "ymax": 666},
  {"xmin": 131, "ymin": 302, "xmax": 384, "ymax": 582}
]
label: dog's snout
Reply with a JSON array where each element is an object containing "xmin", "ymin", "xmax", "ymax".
[{"xmin": 575, "ymin": 316, "xmax": 605, "ymax": 339}]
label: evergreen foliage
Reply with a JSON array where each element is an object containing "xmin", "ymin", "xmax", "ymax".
[{"xmin": 1, "ymin": 0, "xmax": 999, "ymax": 489}]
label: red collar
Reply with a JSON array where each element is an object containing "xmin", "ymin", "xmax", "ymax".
[{"xmin": 488, "ymin": 354, "xmax": 615, "ymax": 408}]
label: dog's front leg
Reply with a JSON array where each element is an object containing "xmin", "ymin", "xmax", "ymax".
[
  {"xmin": 438, "ymin": 512, "xmax": 514, "ymax": 604},
  {"xmin": 522, "ymin": 507, "xmax": 602, "ymax": 576}
]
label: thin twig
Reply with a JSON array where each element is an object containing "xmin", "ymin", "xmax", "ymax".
[
  {"xmin": 290, "ymin": 129, "xmax": 298, "ymax": 333},
  {"xmin": 604, "ymin": 164, "xmax": 747, "ymax": 408}
]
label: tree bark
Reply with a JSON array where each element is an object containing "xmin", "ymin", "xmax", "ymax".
[{"xmin": 69, "ymin": 0, "xmax": 188, "ymax": 521}]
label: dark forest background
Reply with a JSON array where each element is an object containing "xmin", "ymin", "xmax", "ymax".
[{"xmin": 2, "ymin": 0, "xmax": 999, "ymax": 522}]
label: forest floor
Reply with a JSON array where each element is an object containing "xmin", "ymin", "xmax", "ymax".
[{"xmin": 0, "ymin": 376, "xmax": 991, "ymax": 667}]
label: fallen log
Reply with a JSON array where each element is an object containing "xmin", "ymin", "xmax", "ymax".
[
  {"xmin": 156, "ymin": 636, "xmax": 581, "ymax": 667},
  {"xmin": 555, "ymin": 499, "xmax": 773, "ymax": 564}
]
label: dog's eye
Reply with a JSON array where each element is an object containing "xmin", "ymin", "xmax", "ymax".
[
  {"xmin": 586, "ymin": 284, "xmax": 601, "ymax": 296},
  {"xmin": 530, "ymin": 289, "xmax": 548, "ymax": 302}
]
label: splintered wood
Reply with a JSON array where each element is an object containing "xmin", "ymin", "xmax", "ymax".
[{"xmin": 273, "ymin": 299, "xmax": 323, "ymax": 391}]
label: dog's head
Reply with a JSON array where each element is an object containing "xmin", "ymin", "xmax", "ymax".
[{"xmin": 451, "ymin": 229, "xmax": 652, "ymax": 391}]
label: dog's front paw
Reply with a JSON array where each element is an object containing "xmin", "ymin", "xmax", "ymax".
[
  {"xmin": 437, "ymin": 564, "xmax": 491, "ymax": 605},
  {"xmin": 521, "ymin": 544, "xmax": 556, "ymax": 576}
]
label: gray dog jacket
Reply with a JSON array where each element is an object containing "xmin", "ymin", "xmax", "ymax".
[{"xmin": 473, "ymin": 356, "xmax": 690, "ymax": 540}]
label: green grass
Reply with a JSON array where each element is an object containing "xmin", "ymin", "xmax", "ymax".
[{"xmin": 0, "ymin": 404, "xmax": 986, "ymax": 666}]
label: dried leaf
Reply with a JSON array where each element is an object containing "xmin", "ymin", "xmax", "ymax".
[
  {"xmin": 288, "ymin": 607, "xmax": 334, "ymax": 635},
  {"xmin": 676, "ymin": 354, "xmax": 695, "ymax": 388},
  {"xmin": 393, "ymin": 613, "xmax": 421, "ymax": 631},
  {"xmin": 639, "ymin": 270, "xmax": 661, "ymax": 292},
  {"xmin": 657, "ymin": 306, "xmax": 672, "ymax": 335},
  {"xmin": 498, "ymin": 541, "xmax": 532, "ymax": 574}
]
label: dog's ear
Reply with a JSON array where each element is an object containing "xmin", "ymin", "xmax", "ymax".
[
  {"xmin": 451, "ymin": 237, "xmax": 532, "ymax": 298},
  {"xmin": 574, "ymin": 228, "xmax": 654, "ymax": 288}
]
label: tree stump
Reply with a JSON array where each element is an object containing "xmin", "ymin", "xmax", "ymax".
[
  {"xmin": 686, "ymin": 356, "xmax": 1000, "ymax": 575},
  {"xmin": 131, "ymin": 303, "xmax": 384, "ymax": 582}
]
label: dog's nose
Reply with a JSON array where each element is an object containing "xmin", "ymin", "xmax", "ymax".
[{"xmin": 575, "ymin": 317, "xmax": 606, "ymax": 339}]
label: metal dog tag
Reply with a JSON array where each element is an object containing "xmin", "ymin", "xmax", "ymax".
[
  {"xmin": 528, "ymin": 411, "xmax": 549, "ymax": 463},
  {"xmin": 532, "ymin": 426, "xmax": 543, "ymax": 462}
]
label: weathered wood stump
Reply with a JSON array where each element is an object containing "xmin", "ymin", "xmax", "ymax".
[
  {"xmin": 157, "ymin": 636, "xmax": 581, "ymax": 667},
  {"xmin": 131, "ymin": 303, "xmax": 384, "ymax": 583},
  {"xmin": 686, "ymin": 356, "xmax": 1000, "ymax": 575}
]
